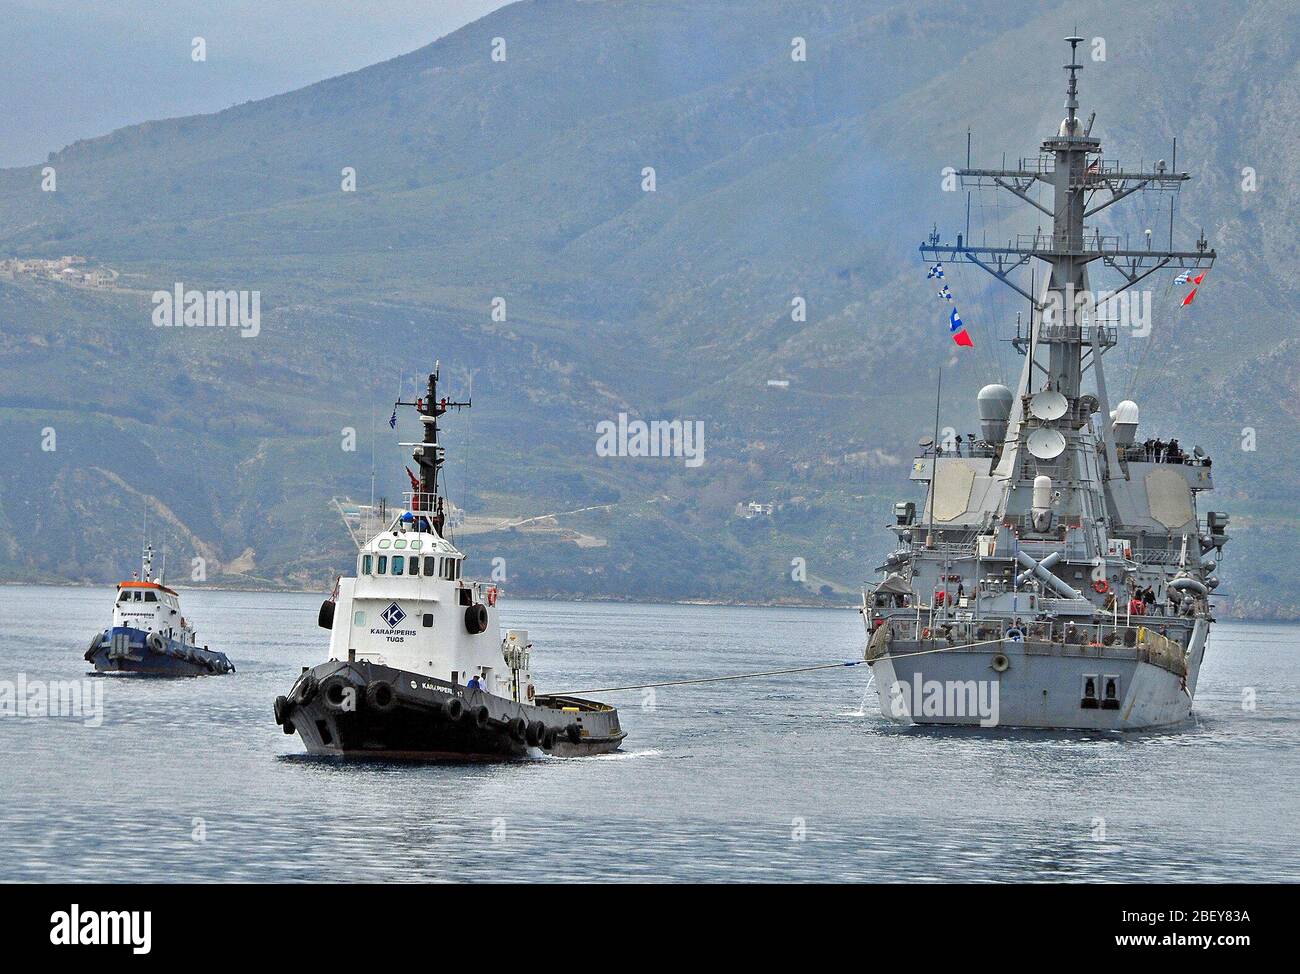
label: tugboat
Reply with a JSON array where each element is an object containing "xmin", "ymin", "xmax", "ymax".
[
  {"xmin": 274, "ymin": 363, "xmax": 625, "ymax": 759},
  {"xmin": 861, "ymin": 38, "xmax": 1226, "ymax": 730},
  {"xmin": 85, "ymin": 543, "xmax": 235, "ymax": 675}
]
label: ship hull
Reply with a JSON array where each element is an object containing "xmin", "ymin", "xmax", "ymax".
[
  {"xmin": 868, "ymin": 632, "xmax": 1203, "ymax": 731},
  {"xmin": 275, "ymin": 660, "xmax": 625, "ymax": 761},
  {"xmin": 84, "ymin": 626, "xmax": 235, "ymax": 677}
]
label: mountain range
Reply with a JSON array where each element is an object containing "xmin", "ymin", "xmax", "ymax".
[{"xmin": 1, "ymin": 0, "xmax": 1298, "ymax": 617}]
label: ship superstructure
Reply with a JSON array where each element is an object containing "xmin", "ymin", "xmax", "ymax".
[
  {"xmin": 275, "ymin": 363, "xmax": 625, "ymax": 759},
  {"xmin": 862, "ymin": 38, "xmax": 1227, "ymax": 729}
]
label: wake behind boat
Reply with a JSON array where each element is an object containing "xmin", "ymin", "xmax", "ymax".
[{"xmin": 274, "ymin": 363, "xmax": 625, "ymax": 760}]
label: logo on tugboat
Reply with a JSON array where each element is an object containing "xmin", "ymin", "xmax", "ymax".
[{"xmin": 372, "ymin": 602, "xmax": 417, "ymax": 643}]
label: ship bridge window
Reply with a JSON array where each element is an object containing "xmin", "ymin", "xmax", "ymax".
[
  {"xmin": 377, "ymin": 555, "xmax": 388, "ymax": 575},
  {"xmin": 393, "ymin": 539, "xmax": 408, "ymax": 550},
  {"xmin": 117, "ymin": 591, "xmax": 131, "ymax": 603},
  {"xmin": 392, "ymin": 555, "xmax": 405, "ymax": 576},
  {"xmin": 423, "ymin": 556, "xmax": 437, "ymax": 577},
  {"xmin": 362, "ymin": 554, "xmax": 372, "ymax": 575},
  {"xmin": 133, "ymin": 591, "xmax": 144, "ymax": 602},
  {"xmin": 144, "ymin": 591, "xmax": 158, "ymax": 602},
  {"xmin": 410, "ymin": 540, "xmax": 423, "ymax": 551}
]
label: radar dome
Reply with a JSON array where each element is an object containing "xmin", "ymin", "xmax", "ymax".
[
  {"xmin": 1112, "ymin": 399, "xmax": 1140, "ymax": 446},
  {"xmin": 977, "ymin": 384, "xmax": 1014, "ymax": 444}
]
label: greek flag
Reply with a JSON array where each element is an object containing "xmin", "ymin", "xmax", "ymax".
[
  {"xmin": 389, "ymin": 407, "xmax": 398, "ymax": 429},
  {"xmin": 926, "ymin": 264, "xmax": 945, "ymax": 280}
]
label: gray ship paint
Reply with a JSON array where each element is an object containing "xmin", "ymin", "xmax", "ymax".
[{"xmin": 861, "ymin": 38, "xmax": 1224, "ymax": 731}]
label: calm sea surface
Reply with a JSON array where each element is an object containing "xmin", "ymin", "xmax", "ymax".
[{"xmin": 1, "ymin": 585, "xmax": 1296, "ymax": 883}]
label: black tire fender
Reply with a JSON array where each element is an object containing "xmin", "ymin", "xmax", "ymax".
[
  {"xmin": 526, "ymin": 720, "xmax": 546, "ymax": 746},
  {"xmin": 444, "ymin": 697, "xmax": 465, "ymax": 722},
  {"xmin": 321, "ymin": 675, "xmax": 355, "ymax": 713},
  {"xmin": 566, "ymin": 723, "xmax": 582, "ymax": 745},
  {"xmin": 464, "ymin": 603, "xmax": 488, "ymax": 635},
  {"xmin": 296, "ymin": 674, "xmax": 318, "ymax": 705},
  {"xmin": 318, "ymin": 600, "xmax": 336, "ymax": 630},
  {"xmin": 365, "ymin": 681, "xmax": 397, "ymax": 713}
]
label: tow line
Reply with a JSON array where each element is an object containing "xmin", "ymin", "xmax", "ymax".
[{"xmin": 556, "ymin": 660, "xmax": 866, "ymax": 695}]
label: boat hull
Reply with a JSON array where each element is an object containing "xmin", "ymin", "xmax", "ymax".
[
  {"xmin": 868, "ymin": 633, "xmax": 1202, "ymax": 731},
  {"xmin": 84, "ymin": 626, "xmax": 235, "ymax": 677},
  {"xmin": 275, "ymin": 660, "xmax": 625, "ymax": 761}
]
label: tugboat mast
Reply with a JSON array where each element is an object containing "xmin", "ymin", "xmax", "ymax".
[{"xmin": 394, "ymin": 361, "xmax": 470, "ymax": 534}]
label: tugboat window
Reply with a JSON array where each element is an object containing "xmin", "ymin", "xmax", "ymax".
[
  {"xmin": 377, "ymin": 555, "xmax": 388, "ymax": 574},
  {"xmin": 423, "ymin": 556, "xmax": 436, "ymax": 577},
  {"xmin": 354, "ymin": 611, "xmax": 365, "ymax": 626},
  {"xmin": 422, "ymin": 613, "xmax": 434, "ymax": 627},
  {"xmin": 362, "ymin": 554, "xmax": 372, "ymax": 575},
  {"xmin": 392, "ymin": 555, "xmax": 405, "ymax": 576},
  {"xmin": 144, "ymin": 591, "xmax": 157, "ymax": 602}
]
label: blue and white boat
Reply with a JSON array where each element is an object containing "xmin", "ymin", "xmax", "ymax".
[{"xmin": 84, "ymin": 544, "xmax": 234, "ymax": 676}]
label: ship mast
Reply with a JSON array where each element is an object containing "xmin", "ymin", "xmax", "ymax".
[
  {"xmin": 394, "ymin": 361, "xmax": 470, "ymax": 535},
  {"xmin": 920, "ymin": 36, "xmax": 1215, "ymax": 481}
]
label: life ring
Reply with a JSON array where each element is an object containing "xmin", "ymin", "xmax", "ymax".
[
  {"xmin": 365, "ymin": 681, "xmax": 397, "ymax": 713},
  {"xmin": 1092, "ymin": 579, "xmax": 1110, "ymax": 594},
  {"xmin": 1004, "ymin": 627, "xmax": 1024, "ymax": 643},
  {"xmin": 487, "ymin": 587, "xmax": 498, "ymax": 607},
  {"xmin": 991, "ymin": 653, "xmax": 1011, "ymax": 673},
  {"xmin": 526, "ymin": 684, "xmax": 536, "ymax": 703},
  {"xmin": 921, "ymin": 627, "xmax": 932, "ymax": 639}
]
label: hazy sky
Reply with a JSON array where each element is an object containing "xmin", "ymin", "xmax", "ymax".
[{"xmin": 0, "ymin": 0, "xmax": 512, "ymax": 167}]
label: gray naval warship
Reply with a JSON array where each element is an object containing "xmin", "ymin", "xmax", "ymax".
[
  {"xmin": 862, "ymin": 38, "xmax": 1227, "ymax": 730},
  {"xmin": 274, "ymin": 363, "xmax": 625, "ymax": 759}
]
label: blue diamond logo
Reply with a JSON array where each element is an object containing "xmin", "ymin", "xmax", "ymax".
[{"xmin": 381, "ymin": 602, "xmax": 406, "ymax": 628}]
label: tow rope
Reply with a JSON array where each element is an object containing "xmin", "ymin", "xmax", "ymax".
[
  {"xmin": 556, "ymin": 636, "xmax": 1011, "ymax": 695},
  {"xmin": 556, "ymin": 660, "xmax": 866, "ymax": 695}
]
